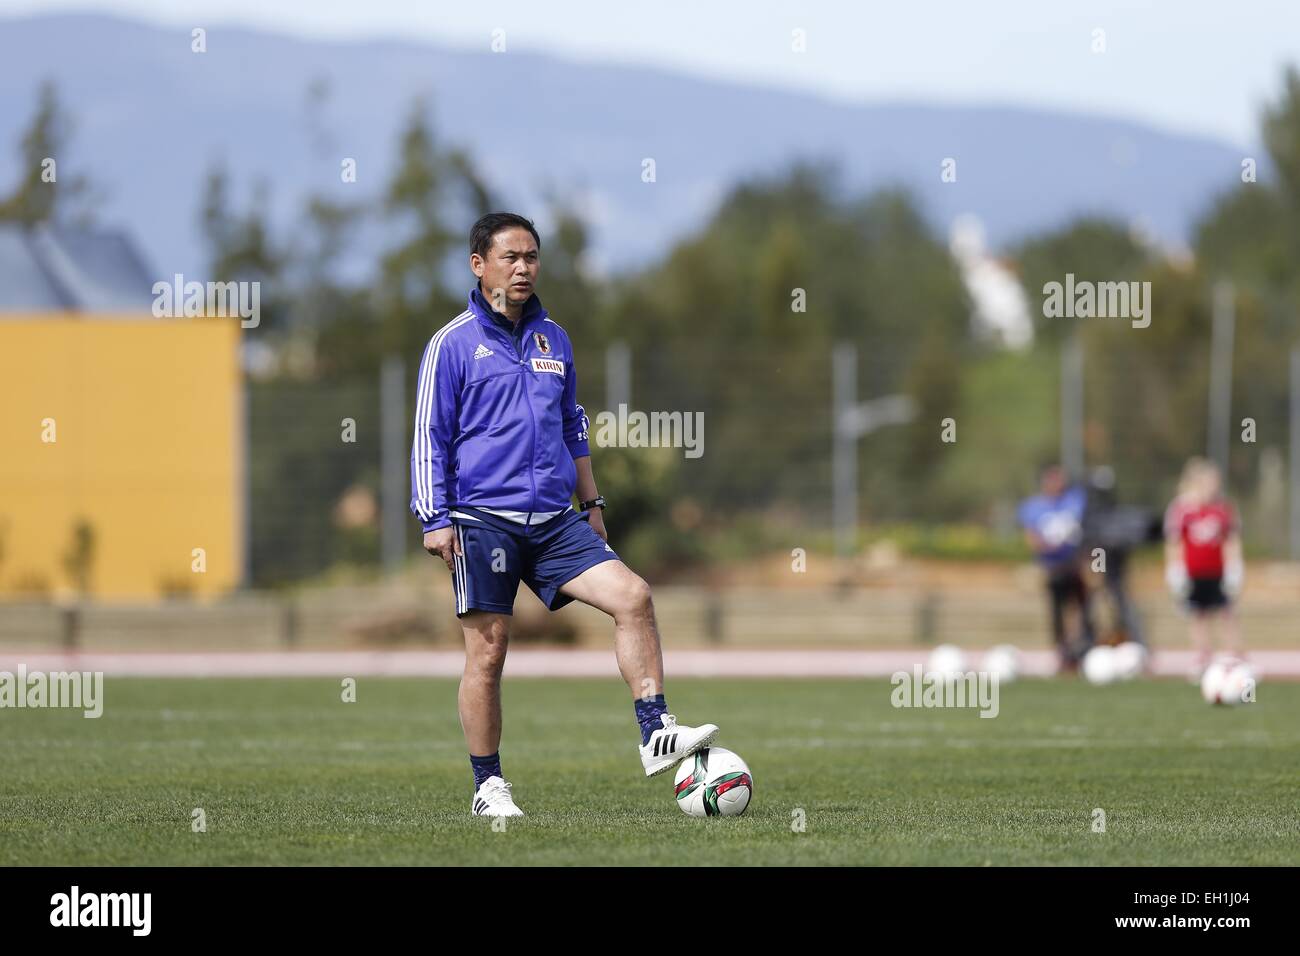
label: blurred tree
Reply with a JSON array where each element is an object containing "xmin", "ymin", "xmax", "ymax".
[
  {"xmin": 293, "ymin": 191, "xmax": 371, "ymax": 379},
  {"xmin": 247, "ymin": 380, "xmax": 381, "ymax": 587},
  {"xmin": 899, "ymin": 326, "xmax": 963, "ymax": 497},
  {"xmin": 1012, "ymin": 218, "xmax": 1152, "ymax": 348},
  {"xmin": 1190, "ymin": 67, "xmax": 1300, "ymax": 552},
  {"xmin": 1196, "ymin": 66, "xmax": 1300, "ymax": 308},
  {"xmin": 1261, "ymin": 67, "xmax": 1300, "ymax": 213},
  {"xmin": 199, "ymin": 164, "xmax": 291, "ymax": 340},
  {"xmin": 291, "ymin": 77, "xmax": 374, "ymax": 381},
  {"xmin": 1195, "ymin": 187, "xmax": 1292, "ymax": 290},
  {"xmin": 0, "ymin": 80, "xmax": 94, "ymax": 226},
  {"xmin": 61, "ymin": 519, "xmax": 96, "ymax": 597},
  {"xmin": 533, "ymin": 201, "xmax": 603, "ymax": 363},
  {"xmin": 1081, "ymin": 262, "xmax": 1213, "ymax": 495},
  {"xmin": 375, "ymin": 100, "xmax": 491, "ymax": 365},
  {"xmin": 599, "ymin": 165, "xmax": 971, "ymax": 528}
]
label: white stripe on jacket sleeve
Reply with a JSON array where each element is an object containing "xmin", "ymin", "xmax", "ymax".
[{"xmin": 411, "ymin": 312, "xmax": 472, "ymax": 523}]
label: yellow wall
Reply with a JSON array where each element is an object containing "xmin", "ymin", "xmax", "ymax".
[{"xmin": 0, "ymin": 316, "xmax": 242, "ymax": 600}]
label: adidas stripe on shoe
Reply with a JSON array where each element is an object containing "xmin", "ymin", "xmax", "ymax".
[{"xmin": 638, "ymin": 714, "xmax": 719, "ymax": 777}]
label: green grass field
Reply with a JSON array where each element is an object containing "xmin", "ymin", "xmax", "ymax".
[{"xmin": 2, "ymin": 676, "xmax": 1297, "ymax": 865}]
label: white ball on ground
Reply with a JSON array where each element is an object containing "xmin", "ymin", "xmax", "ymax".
[
  {"xmin": 1201, "ymin": 656, "xmax": 1257, "ymax": 706},
  {"xmin": 1111, "ymin": 641, "xmax": 1147, "ymax": 680},
  {"xmin": 925, "ymin": 644, "xmax": 968, "ymax": 679},
  {"xmin": 1219, "ymin": 661, "xmax": 1258, "ymax": 705},
  {"xmin": 982, "ymin": 644, "xmax": 1020, "ymax": 683},
  {"xmin": 1200, "ymin": 658, "xmax": 1231, "ymax": 703},
  {"xmin": 1081, "ymin": 645, "xmax": 1119, "ymax": 685},
  {"xmin": 673, "ymin": 747, "xmax": 753, "ymax": 817}
]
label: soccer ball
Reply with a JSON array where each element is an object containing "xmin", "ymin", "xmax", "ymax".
[
  {"xmin": 1200, "ymin": 657, "xmax": 1257, "ymax": 706},
  {"xmin": 1111, "ymin": 641, "xmax": 1148, "ymax": 681},
  {"xmin": 673, "ymin": 747, "xmax": 752, "ymax": 818},
  {"xmin": 1218, "ymin": 661, "xmax": 1258, "ymax": 706},
  {"xmin": 1081, "ymin": 645, "xmax": 1119, "ymax": 685},
  {"xmin": 982, "ymin": 644, "xmax": 1020, "ymax": 683},
  {"xmin": 925, "ymin": 644, "xmax": 968, "ymax": 680}
]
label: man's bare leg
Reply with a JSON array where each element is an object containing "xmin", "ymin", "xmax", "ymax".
[
  {"xmin": 459, "ymin": 611, "xmax": 511, "ymax": 755},
  {"xmin": 558, "ymin": 560, "xmax": 663, "ymax": 698},
  {"xmin": 560, "ymin": 559, "xmax": 717, "ymax": 776}
]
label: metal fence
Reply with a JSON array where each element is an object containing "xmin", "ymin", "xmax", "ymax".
[{"xmin": 237, "ymin": 333, "xmax": 1300, "ymax": 590}]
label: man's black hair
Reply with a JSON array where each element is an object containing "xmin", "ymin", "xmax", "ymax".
[{"xmin": 470, "ymin": 212, "xmax": 541, "ymax": 258}]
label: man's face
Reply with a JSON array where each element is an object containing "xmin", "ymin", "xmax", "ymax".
[
  {"xmin": 1041, "ymin": 467, "xmax": 1066, "ymax": 497},
  {"xmin": 471, "ymin": 227, "xmax": 540, "ymax": 312}
]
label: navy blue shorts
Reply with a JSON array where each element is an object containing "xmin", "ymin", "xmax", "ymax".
[{"xmin": 448, "ymin": 507, "xmax": 619, "ymax": 617}]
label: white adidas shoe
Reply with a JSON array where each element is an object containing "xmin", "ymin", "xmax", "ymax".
[
  {"xmin": 471, "ymin": 775, "xmax": 524, "ymax": 817},
  {"xmin": 639, "ymin": 714, "xmax": 719, "ymax": 777}
]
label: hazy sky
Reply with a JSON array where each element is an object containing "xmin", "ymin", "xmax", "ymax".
[{"xmin": 3, "ymin": 0, "xmax": 1296, "ymax": 145}]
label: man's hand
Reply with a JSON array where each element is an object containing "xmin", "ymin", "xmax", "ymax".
[
  {"xmin": 423, "ymin": 527, "xmax": 461, "ymax": 571},
  {"xmin": 586, "ymin": 508, "xmax": 608, "ymax": 542}
]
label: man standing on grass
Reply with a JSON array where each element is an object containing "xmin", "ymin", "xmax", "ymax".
[
  {"xmin": 1018, "ymin": 463, "xmax": 1096, "ymax": 672},
  {"xmin": 411, "ymin": 212, "xmax": 718, "ymax": 817}
]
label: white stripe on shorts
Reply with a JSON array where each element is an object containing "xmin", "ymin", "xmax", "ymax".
[{"xmin": 455, "ymin": 525, "xmax": 467, "ymax": 614}]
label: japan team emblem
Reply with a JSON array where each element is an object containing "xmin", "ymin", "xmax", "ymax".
[{"xmin": 533, "ymin": 331, "xmax": 551, "ymax": 354}]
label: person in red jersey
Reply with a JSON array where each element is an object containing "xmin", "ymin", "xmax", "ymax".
[{"xmin": 1163, "ymin": 458, "xmax": 1244, "ymax": 672}]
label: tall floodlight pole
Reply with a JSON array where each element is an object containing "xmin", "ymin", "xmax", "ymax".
[{"xmin": 832, "ymin": 342, "xmax": 917, "ymax": 558}]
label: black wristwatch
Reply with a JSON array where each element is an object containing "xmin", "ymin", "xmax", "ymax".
[{"xmin": 579, "ymin": 496, "xmax": 606, "ymax": 512}]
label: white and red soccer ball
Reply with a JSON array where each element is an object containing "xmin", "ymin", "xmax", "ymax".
[{"xmin": 1200, "ymin": 656, "xmax": 1257, "ymax": 706}]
